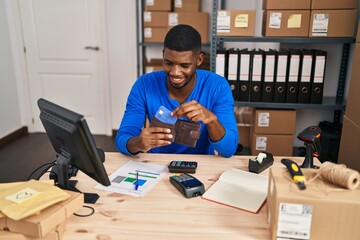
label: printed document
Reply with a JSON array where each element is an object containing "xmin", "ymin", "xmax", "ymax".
[{"xmin": 95, "ymin": 160, "xmax": 168, "ymax": 197}]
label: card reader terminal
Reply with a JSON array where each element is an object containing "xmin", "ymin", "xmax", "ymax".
[{"xmin": 169, "ymin": 173, "xmax": 205, "ymax": 198}]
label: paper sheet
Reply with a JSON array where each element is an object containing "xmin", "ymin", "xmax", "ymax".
[{"xmin": 95, "ymin": 160, "xmax": 168, "ymax": 197}]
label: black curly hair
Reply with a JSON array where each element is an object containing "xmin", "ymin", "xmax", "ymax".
[{"xmin": 164, "ymin": 24, "xmax": 202, "ymax": 53}]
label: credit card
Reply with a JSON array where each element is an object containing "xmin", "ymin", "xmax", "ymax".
[{"xmin": 154, "ymin": 106, "xmax": 177, "ymax": 124}]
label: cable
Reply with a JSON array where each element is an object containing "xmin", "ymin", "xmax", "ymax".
[
  {"xmin": 73, "ymin": 205, "xmax": 95, "ymax": 217},
  {"xmin": 27, "ymin": 161, "xmax": 56, "ymax": 181}
]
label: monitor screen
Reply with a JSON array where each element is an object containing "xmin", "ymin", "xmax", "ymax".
[{"xmin": 37, "ymin": 98, "xmax": 110, "ymax": 203}]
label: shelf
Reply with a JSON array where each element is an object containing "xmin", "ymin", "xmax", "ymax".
[
  {"xmin": 139, "ymin": 43, "xmax": 212, "ymax": 48},
  {"xmin": 234, "ymin": 97, "xmax": 346, "ymax": 110},
  {"xmin": 216, "ymin": 36, "xmax": 356, "ymax": 44}
]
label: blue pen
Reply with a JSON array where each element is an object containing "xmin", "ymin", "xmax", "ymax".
[{"xmin": 135, "ymin": 171, "xmax": 139, "ymax": 190}]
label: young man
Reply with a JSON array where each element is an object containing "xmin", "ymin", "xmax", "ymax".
[{"xmin": 116, "ymin": 24, "xmax": 238, "ymax": 158}]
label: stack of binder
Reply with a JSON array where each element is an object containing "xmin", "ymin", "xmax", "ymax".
[{"xmin": 215, "ymin": 47, "xmax": 327, "ymax": 104}]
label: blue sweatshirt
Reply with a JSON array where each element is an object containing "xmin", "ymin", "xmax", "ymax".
[{"xmin": 115, "ymin": 69, "xmax": 239, "ymax": 158}]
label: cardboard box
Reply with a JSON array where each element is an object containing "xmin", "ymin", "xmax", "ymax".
[
  {"xmin": 251, "ymin": 132, "xmax": 294, "ymax": 156},
  {"xmin": 309, "ymin": 10, "xmax": 357, "ymax": 38},
  {"xmin": 338, "ymin": 116, "xmax": 360, "ymax": 171},
  {"xmin": 217, "ymin": 10, "xmax": 256, "ymax": 37},
  {"xmin": 145, "ymin": 58, "xmax": 163, "ymax": 73},
  {"xmin": 262, "ymin": 0, "xmax": 311, "ymax": 10},
  {"xmin": 238, "ymin": 125, "xmax": 251, "ymax": 147},
  {"xmin": 145, "ymin": 0, "xmax": 172, "ymax": 12},
  {"xmin": 0, "ymin": 191, "xmax": 83, "ymax": 238},
  {"xmin": 344, "ymin": 43, "xmax": 360, "ymax": 123},
  {"xmin": 357, "ymin": 20, "xmax": 360, "ymax": 42},
  {"xmin": 235, "ymin": 107, "xmax": 254, "ymax": 125},
  {"xmin": 252, "ymin": 109, "xmax": 296, "ymax": 134},
  {"xmin": 168, "ymin": 12, "xmax": 209, "ymax": 43},
  {"xmin": 268, "ymin": 167, "xmax": 360, "ymax": 240},
  {"xmin": 311, "ymin": 0, "xmax": 358, "ymax": 10},
  {"xmin": 0, "ymin": 221, "xmax": 66, "ymax": 240},
  {"xmin": 263, "ymin": 10, "xmax": 310, "ymax": 37},
  {"xmin": 143, "ymin": 27, "xmax": 168, "ymax": 43},
  {"xmin": 143, "ymin": 11, "xmax": 169, "ymax": 27},
  {"xmin": 174, "ymin": 0, "xmax": 201, "ymax": 12}
]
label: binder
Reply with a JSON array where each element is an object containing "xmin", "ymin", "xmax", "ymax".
[
  {"xmin": 262, "ymin": 50, "xmax": 276, "ymax": 102},
  {"xmin": 215, "ymin": 48, "xmax": 227, "ymax": 78},
  {"xmin": 286, "ymin": 49, "xmax": 301, "ymax": 103},
  {"xmin": 249, "ymin": 49, "xmax": 264, "ymax": 102},
  {"xmin": 238, "ymin": 48, "xmax": 251, "ymax": 101},
  {"xmin": 298, "ymin": 49, "xmax": 314, "ymax": 103},
  {"xmin": 310, "ymin": 50, "xmax": 327, "ymax": 104},
  {"xmin": 274, "ymin": 49, "xmax": 288, "ymax": 103},
  {"xmin": 227, "ymin": 48, "xmax": 240, "ymax": 101}
]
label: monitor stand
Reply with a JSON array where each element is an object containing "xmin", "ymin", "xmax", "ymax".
[{"xmin": 51, "ymin": 151, "xmax": 100, "ymax": 204}]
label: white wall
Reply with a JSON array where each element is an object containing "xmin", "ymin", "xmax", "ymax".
[{"xmin": 0, "ymin": 0, "xmax": 22, "ymax": 137}]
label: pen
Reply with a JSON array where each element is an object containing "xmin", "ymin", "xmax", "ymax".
[{"xmin": 135, "ymin": 171, "xmax": 139, "ymax": 190}]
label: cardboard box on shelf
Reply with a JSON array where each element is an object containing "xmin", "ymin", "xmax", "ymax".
[
  {"xmin": 238, "ymin": 125, "xmax": 251, "ymax": 147},
  {"xmin": 268, "ymin": 167, "xmax": 360, "ymax": 240},
  {"xmin": 145, "ymin": 0, "xmax": 172, "ymax": 12},
  {"xmin": 0, "ymin": 221, "xmax": 67, "ymax": 240},
  {"xmin": 217, "ymin": 10, "xmax": 256, "ymax": 37},
  {"xmin": 143, "ymin": 27, "xmax": 168, "ymax": 43},
  {"xmin": 168, "ymin": 12, "xmax": 209, "ymax": 43},
  {"xmin": 0, "ymin": 191, "xmax": 83, "ymax": 238},
  {"xmin": 262, "ymin": 10, "xmax": 310, "ymax": 37},
  {"xmin": 311, "ymin": 0, "xmax": 358, "ymax": 10},
  {"xmin": 143, "ymin": 11, "xmax": 169, "ymax": 27},
  {"xmin": 338, "ymin": 116, "xmax": 360, "ymax": 172},
  {"xmin": 235, "ymin": 107, "xmax": 254, "ymax": 125},
  {"xmin": 344, "ymin": 44, "xmax": 360, "ymax": 123},
  {"xmin": 145, "ymin": 58, "xmax": 163, "ymax": 73},
  {"xmin": 262, "ymin": 0, "xmax": 311, "ymax": 10},
  {"xmin": 309, "ymin": 10, "xmax": 357, "ymax": 38},
  {"xmin": 174, "ymin": 0, "xmax": 201, "ymax": 12},
  {"xmin": 252, "ymin": 109, "xmax": 296, "ymax": 134},
  {"xmin": 250, "ymin": 132, "xmax": 294, "ymax": 156}
]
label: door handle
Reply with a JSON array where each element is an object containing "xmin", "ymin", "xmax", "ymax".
[{"xmin": 84, "ymin": 46, "xmax": 100, "ymax": 51}]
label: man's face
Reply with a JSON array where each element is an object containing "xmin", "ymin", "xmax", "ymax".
[{"xmin": 162, "ymin": 48, "xmax": 203, "ymax": 89}]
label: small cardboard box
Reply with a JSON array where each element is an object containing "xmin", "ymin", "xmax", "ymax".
[
  {"xmin": 262, "ymin": 10, "xmax": 310, "ymax": 37},
  {"xmin": 0, "ymin": 221, "xmax": 67, "ymax": 240},
  {"xmin": 309, "ymin": 10, "xmax": 357, "ymax": 38},
  {"xmin": 344, "ymin": 43, "xmax": 360, "ymax": 123},
  {"xmin": 217, "ymin": 10, "xmax": 256, "ymax": 37},
  {"xmin": 252, "ymin": 109, "xmax": 296, "ymax": 134},
  {"xmin": 338, "ymin": 116, "xmax": 360, "ymax": 172},
  {"xmin": 143, "ymin": 11, "xmax": 169, "ymax": 27},
  {"xmin": 145, "ymin": 0, "xmax": 172, "ymax": 12},
  {"xmin": 268, "ymin": 167, "xmax": 360, "ymax": 240},
  {"xmin": 145, "ymin": 58, "xmax": 163, "ymax": 73},
  {"xmin": 238, "ymin": 125, "xmax": 251, "ymax": 147},
  {"xmin": 262, "ymin": 0, "xmax": 311, "ymax": 10},
  {"xmin": 168, "ymin": 12, "xmax": 209, "ymax": 43},
  {"xmin": 251, "ymin": 132, "xmax": 294, "ymax": 156},
  {"xmin": 0, "ymin": 191, "xmax": 83, "ymax": 238},
  {"xmin": 143, "ymin": 27, "xmax": 168, "ymax": 43},
  {"xmin": 311, "ymin": 0, "xmax": 358, "ymax": 10},
  {"xmin": 174, "ymin": 0, "xmax": 201, "ymax": 12}
]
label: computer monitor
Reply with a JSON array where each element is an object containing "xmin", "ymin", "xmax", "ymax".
[{"xmin": 37, "ymin": 98, "xmax": 111, "ymax": 203}]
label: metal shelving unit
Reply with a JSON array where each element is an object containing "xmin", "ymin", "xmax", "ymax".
[{"xmin": 209, "ymin": 0, "xmax": 359, "ymax": 123}]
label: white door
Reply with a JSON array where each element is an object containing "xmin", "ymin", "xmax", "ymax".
[{"xmin": 19, "ymin": 0, "xmax": 109, "ymax": 134}]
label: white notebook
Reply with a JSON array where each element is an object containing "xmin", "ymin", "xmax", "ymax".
[{"xmin": 202, "ymin": 168, "xmax": 268, "ymax": 213}]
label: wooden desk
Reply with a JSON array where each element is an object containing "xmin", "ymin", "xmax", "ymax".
[{"xmin": 62, "ymin": 153, "xmax": 310, "ymax": 240}]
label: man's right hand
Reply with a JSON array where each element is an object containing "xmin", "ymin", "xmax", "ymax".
[{"xmin": 126, "ymin": 127, "xmax": 173, "ymax": 154}]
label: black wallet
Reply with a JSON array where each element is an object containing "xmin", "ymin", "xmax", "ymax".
[{"xmin": 150, "ymin": 115, "xmax": 201, "ymax": 147}]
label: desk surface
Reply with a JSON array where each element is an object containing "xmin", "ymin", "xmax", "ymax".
[{"xmin": 63, "ymin": 153, "xmax": 309, "ymax": 240}]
